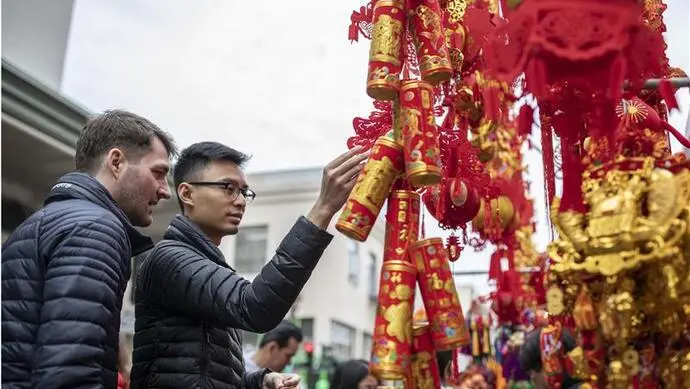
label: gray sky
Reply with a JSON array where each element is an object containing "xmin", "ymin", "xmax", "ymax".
[{"xmin": 61, "ymin": 0, "xmax": 690, "ymax": 292}]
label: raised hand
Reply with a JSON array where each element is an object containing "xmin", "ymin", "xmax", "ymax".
[
  {"xmin": 306, "ymin": 146, "xmax": 369, "ymax": 229},
  {"xmin": 262, "ymin": 372, "xmax": 300, "ymax": 389}
]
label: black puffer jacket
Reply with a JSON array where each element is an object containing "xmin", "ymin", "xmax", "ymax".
[
  {"xmin": 131, "ymin": 214, "xmax": 333, "ymax": 389},
  {"xmin": 2, "ymin": 172, "xmax": 153, "ymax": 389}
]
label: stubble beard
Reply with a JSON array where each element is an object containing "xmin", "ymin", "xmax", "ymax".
[{"xmin": 115, "ymin": 168, "xmax": 151, "ymax": 227}]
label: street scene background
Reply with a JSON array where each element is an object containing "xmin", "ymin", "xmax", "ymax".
[{"xmin": 2, "ymin": 0, "xmax": 689, "ymax": 378}]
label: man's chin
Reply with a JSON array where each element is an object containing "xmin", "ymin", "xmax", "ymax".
[
  {"xmin": 223, "ymin": 224, "xmax": 240, "ymax": 236},
  {"xmin": 131, "ymin": 214, "xmax": 154, "ymax": 228}
]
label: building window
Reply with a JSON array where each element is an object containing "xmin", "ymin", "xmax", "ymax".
[
  {"xmin": 330, "ymin": 321, "xmax": 356, "ymax": 361},
  {"xmin": 362, "ymin": 332, "xmax": 373, "ymax": 359},
  {"xmin": 347, "ymin": 240, "xmax": 360, "ymax": 286},
  {"xmin": 368, "ymin": 252, "xmax": 378, "ymax": 300},
  {"xmin": 235, "ymin": 225, "xmax": 268, "ymax": 274},
  {"xmin": 298, "ymin": 318, "xmax": 315, "ymax": 341}
]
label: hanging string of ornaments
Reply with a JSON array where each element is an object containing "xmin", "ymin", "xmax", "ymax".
[{"xmin": 340, "ymin": 0, "xmax": 690, "ymax": 388}]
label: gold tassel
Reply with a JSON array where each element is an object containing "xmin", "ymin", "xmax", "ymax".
[{"xmin": 482, "ymin": 324, "xmax": 491, "ymax": 355}]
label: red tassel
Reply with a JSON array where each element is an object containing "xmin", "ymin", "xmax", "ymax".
[
  {"xmin": 525, "ymin": 58, "xmax": 547, "ymax": 98},
  {"xmin": 517, "ymin": 104, "xmax": 534, "ymax": 136},
  {"xmin": 482, "ymin": 87, "xmax": 501, "ymax": 122},
  {"xmin": 450, "ymin": 348, "xmax": 461, "ymax": 383},
  {"xmin": 662, "ymin": 121, "xmax": 690, "ymax": 148},
  {"xmin": 348, "ymin": 23, "xmax": 359, "ymax": 42},
  {"xmin": 607, "ymin": 54, "xmax": 627, "ymax": 101},
  {"xmin": 489, "ymin": 250, "xmax": 502, "ymax": 280},
  {"xmin": 659, "ymin": 79, "xmax": 679, "ymax": 111}
]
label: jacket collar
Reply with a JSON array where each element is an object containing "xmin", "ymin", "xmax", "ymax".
[
  {"xmin": 164, "ymin": 214, "xmax": 232, "ymax": 269},
  {"xmin": 45, "ymin": 172, "xmax": 154, "ymax": 255}
]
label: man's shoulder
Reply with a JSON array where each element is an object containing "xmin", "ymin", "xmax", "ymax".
[
  {"xmin": 43, "ymin": 198, "xmax": 124, "ymax": 233},
  {"xmin": 4, "ymin": 200, "xmax": 124, "ymax": 253},
  {"xmin": 150, "ymin": 238, "xmax": 200, "ymax": 258},
  {"xmin": 138, "ymin": 239, "xmax": 203, "ymax": 276}
]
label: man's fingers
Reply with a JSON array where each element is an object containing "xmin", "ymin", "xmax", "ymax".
[
  {"xmin": 327, "ymin": 145, "xmax": 365, "ymax": 169},
  {"xmin": 331, "ymin": 151, "xmax": 370, "ymax": 178},
  {"xmin": 282, "ymin": 376, "xmax": 300, "ymax": 385},
  {"xmin": 277, "ymin": 375, "xmax": 300, "ymax": 389},
  {"xmin": 344, "ymin": 161, "xmax": 366, "ymax": 182},
  {"xmin": 341, "ymin": 168, "xmax": 362, "ymax": 194}
]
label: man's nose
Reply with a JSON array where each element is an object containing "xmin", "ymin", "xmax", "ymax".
[
  {"xmin": 159, "ymin": 184, "xmax": 172, "ymax": 200},
  {"xmin": 233, "ymin": 193, "xmax": 247, "ymax": 207}
]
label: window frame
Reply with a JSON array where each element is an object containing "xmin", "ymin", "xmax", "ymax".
[{"xmin": 234, "ymin": 224, "xmax": 269, "ymax": 274}]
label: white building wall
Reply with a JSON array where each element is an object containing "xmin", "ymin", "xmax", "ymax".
[
  {"xmin": 1, "ymin": 0, "xmax": 75, "ymax": 90},
  {"xmin": 219, "ymin": 168, "xmax": 385, "ymax": 360}
]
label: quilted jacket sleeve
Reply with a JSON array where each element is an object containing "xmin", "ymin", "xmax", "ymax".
[
  {"xmin": 31, "ymin": 220, "xmax": 129, "ymax": 389},
  {"xmin": 242, "ymin": 368, "xmax": 270, "ymax": 389},
  {"xmin": 140, "ymin": 216, "xmax": 332, "ymax": 332}
]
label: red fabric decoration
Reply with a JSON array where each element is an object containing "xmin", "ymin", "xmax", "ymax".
[
  {"xmin": 658, "ymin": 79, "xmax": 679, "ymax": 111},
  {"xmin": 347, "ymin": 100, "xmax": 393, "ymax": 150},
  {"xmin": 348, "ymin": 2, "xmax": 374, "ymax": 42},
  {"xmin": 517, "ymin": 104, "xmax": 534, "ymax": 136}
]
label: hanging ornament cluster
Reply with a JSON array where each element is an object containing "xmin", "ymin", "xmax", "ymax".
[{"xmin": 342, "ymin": 0, "xmax": 690, "ymax": 387}]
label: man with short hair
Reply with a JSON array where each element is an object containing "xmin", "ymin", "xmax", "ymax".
[
  {"xmin": 2, "ymin": 109, "xmax": 177, "ymax": 389},
  {"xmin": 244, "ymin": 321, "xmax": 304, "ymax": 374},
  {"xmin": 519, "ymin": 327, "xmax": 585, "ymax": 389},
  {"xmin": 132, "ymin": 141, "xmax": 367, "ymax": 389}
]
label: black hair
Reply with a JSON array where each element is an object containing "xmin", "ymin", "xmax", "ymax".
[
  {"xmin": 258, "ymin": 320, "xmax": 303, "ymax": 349},
  {"xmin": 329, "ymin": 359, "xmax": 371, "ymax": 389},
  {"xmin": 172, "ymin": 141, "xmax": 251, "ymax": 210},
  {"xmin": 75, "ymin": 109, "xmax": 177, "ymax": 172},
  {"xmin": 519, "ymin": 327, "xmax": 583, "ymax": 389},
  {"xmin": 436, "ymin": 350, "xmax": 453, "ymax": 381}
]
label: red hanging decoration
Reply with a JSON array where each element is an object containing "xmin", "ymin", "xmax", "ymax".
[{"xmin": 446, "ymin": 233, "xmax": 461, "ymax": 261}]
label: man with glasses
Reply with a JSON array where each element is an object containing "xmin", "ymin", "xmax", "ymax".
[{"xmin": 131, "ymin": 141, "xmax": 368, "ymax": 389}]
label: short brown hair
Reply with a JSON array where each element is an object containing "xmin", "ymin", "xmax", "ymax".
[{"xmin": 75, "ymin": 109, "xmax": 178, "ymax": 172}]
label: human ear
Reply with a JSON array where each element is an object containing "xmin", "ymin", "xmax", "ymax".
[
  {"xmin": 104, "ymin": 148, "xmax": 126, "ymax": 178},
  {"xmin": 267, "ymin": 342, "xmax": 280, "ymax": 353},
  {"xmin": 177, "ymin": 183, "xmax": 195, "ymax": 208}
]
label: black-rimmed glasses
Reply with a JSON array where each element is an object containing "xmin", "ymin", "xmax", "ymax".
[{"xmin": 187, "ymin": 181, "xmax": 256, "ymax": 203}]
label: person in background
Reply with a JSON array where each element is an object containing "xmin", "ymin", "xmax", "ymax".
[
  {"xmin": 519, "ymin": 327, "xmax": 585, "ymax": 389},
  {"xmin": 244, "ymin": 321, "xmax": 304, "ymax": 373},
  {"xmin": 118, "ymin": 335, "xmax": 133, "ymax": 389},
  {"xmin": 329, "ymin": 360, "xmax": 378, "ymax": 389},
  {"xmin": 2, "ymin": 110, "xmax": 176, "ymax": 388},
  {"xmin": 132, "ymin": 141, "xmax": 368, "ymax": 389},
  {"xmin": 436, "ymin": 350, "xmax": 454, "ymax": 386}
]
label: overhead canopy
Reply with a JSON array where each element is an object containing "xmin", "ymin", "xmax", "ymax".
[{"xmin": 1, "ymin": 59, "xmax": 87, "ymax": 212}]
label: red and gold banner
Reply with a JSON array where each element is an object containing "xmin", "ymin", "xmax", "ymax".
[
  {"xmin": 410, "ymin": 323, "xmax": 442, "ymax": 389},
  {"xmin": 409, "ymin": 238, "xmax": 469, "ymax": 350},
  {"xmin": 370, "ymin": 260, "xmax": 417, "ymax": 380},
  {"xmin": 367, "ymin": 0, "xmax": 406, "ymax": 101},
  {"xmin": 409, "ymin": 0, "xmax": 453, "ymax": 84},
  {"xmin": 337, "ymin": 131, "xmax": 405, "ymax": 241},
  {"xmin": 400, "ymin": 80, "xmax": 443, "ymax": 188},
  {"xmin": 384, "ymin": 190, "xmax": 421, "ymax": 263}
]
